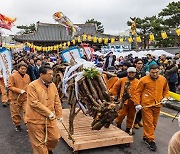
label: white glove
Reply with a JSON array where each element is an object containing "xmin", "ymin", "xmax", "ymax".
[
  {"xmin": 135, "ymin": 105, "xmax": 142, "ymax": 112},
  {"xmin": 48, "ymin": 112, "xmax": 55, "ymax": 120},
  {"xmin": 161, "ymin": 98, "xmax": 168, "ymax": 105},
  {"xmin": 57, "ymin": 117, "xmax": 63, "ymax": 123},
  {"xmin": 178, "ymin": 115, "xmax": 180, "ymax": 127},
  {"xmin": 20, "ymin": 90, "xmax": 26, "ymax": 94}
]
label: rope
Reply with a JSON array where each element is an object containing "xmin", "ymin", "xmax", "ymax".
[{"xmin": 44, "ymin": 118, "xmax": 48, "ymax": 145}]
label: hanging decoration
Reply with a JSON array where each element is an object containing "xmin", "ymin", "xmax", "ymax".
[
  {"xmin": 119, "ymin": 38, "xmax": 124, "ymax": 43},
  {"xmin": 136, "ymin": 36, "xmax": 141, "ymax": 43},
  {"xmin": 176, "ymin": 28, "xmax": 180, "ymax": 36},
  {"xmin": 0, "ymin": 14, "xmax": 16, "ymax": 31},
  {"xmin": 128, "ymin": 37, "xmax": 133, "ymax": 43},
  {"xmin": 98, "ymin": 37, "xmax": 102, "ymax": 43},
  {"xmin": 131, "ymin": 19, "xmax": 136, "ymax": 35},
  {"xmin": 53, "ymin": 11, "xmax": 80, "ymax": 37},
  {"xmin": 93, "ymin": 36, "xmax": 97, "ymax": 43},
  {"xmin": 111, "ymin": 37, "xmax": 115, "ymax": 44},
  {"xmin": 104, "ymin": 38, "xmax": 108, "ymax": 44},
  {"xmin": 87, "ymin": 35, "xmax": 92, "ymax": 41},
  {"xmin": 149, "ymin": 34, "xmax": 155, "ymax": 41},
  {"xmin": 82, "ymin": 34, "xmax": 87, "ymax": 41},
  {"xmin": 161, "ymin": 31, "xmax": 168, "ymax": 39}
]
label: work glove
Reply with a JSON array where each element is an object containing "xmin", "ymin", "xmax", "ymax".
[
  {"xmin": 178, "ymin": 115, "xmax": 180, "ymax": 127},
  {"xmin": 57, "ymin": 117, "xmax": 63, "ymax": 123},
  {"xmin": 161, "ymin": 98, "xmax": 168, "ymax": 105},
  {"xmin": 135, "ymin": 105, "xmax": 142, "ymax": 112},
  {"xmin": 20, "ymin": 90, "xmax": 26, "ymax": 94},
  {"xmin": 48, "ymin": 112, "xmax": 56, "ymax": 120}
]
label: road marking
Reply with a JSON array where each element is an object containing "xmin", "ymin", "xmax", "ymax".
[{"xmin": 160, "ymin": 111, "xmax": 178, "ymax": 120}]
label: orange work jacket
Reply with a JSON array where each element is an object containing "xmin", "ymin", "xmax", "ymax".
[
  {"xmin": 25, "ymin": 78, "xmax": 62, "ymax": 124},
  {"xmin": 133, "ymin": 74, "xmax": 169, "ymax": 107},
  {"xmin": 8, "ymin": 71, "xmax": 30, "ymax": 101}
]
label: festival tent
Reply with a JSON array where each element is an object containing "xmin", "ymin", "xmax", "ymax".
[{"xmin": 95, "ymin": 50, "xmax": 174, "ymax": 58}]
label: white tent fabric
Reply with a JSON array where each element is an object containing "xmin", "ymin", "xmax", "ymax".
[{"xmin": 94, "ymin": 50, "xmax": 174, "ymax": 58}]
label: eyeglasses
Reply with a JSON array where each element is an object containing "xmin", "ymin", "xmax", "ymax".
[{"xmin": 137, "ymin": 63, "xmax": 143, "ymax": 64}]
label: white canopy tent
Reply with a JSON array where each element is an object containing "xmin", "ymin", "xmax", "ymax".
[{"xmin": 94, "ymin": 50, "xmax": 174, "ymax": 59}]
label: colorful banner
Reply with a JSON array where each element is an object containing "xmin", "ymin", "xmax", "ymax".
[
  {"xmin": 0, "ymin": 14, "xmax": 16, "ymax": 30},
  {"xmin": 61, "ymin": 46, "xmax": 82, "ymax": 63},
  {"xmin": 0, "ymin": 47, "xmax": 12, "ymax": 86}
]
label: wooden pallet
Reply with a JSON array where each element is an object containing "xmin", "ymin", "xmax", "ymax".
[{"xmin": 57, "ymin": 109, "xmax": 133, "ymax": 152}]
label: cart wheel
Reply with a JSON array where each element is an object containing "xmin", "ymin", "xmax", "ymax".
[{"xmin": 73, "ymin": 151, "xmax": 79, "ymax": 154}]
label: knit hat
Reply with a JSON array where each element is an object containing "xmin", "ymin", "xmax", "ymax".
[{"xmin": 127, "ymin": 67, "xmax": 136, "ymax": 73}]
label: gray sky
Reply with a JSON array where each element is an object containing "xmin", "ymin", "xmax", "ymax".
[{"xmin": 0, "ymin": 0, "xmax": 178, "ymax": 35}]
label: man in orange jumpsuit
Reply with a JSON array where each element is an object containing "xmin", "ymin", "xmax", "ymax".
[
  {"xmin": 110, "ymin": 67, "xmax": 139, "ymax": 134},
  {"xmin": 133, "ymin": 65, "xmax": 169, "ymax": 151},
  {"xmin": 26, "ymin": 65, "xmax": 62, "ymax": 154},
  {"xmin": 102, "ymin": 66, "xmax": 119, "ymax": 91},
  {"xmin": 0, "ymin": 68, "xmax": 9, "ymax": 107},
  {"xmin": 8, "ymin": 63, "xmax": 30, "ymax": 131}
]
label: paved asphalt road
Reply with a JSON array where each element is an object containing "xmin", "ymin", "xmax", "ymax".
[{"xmin": 0, "ymin": 102, "xmax": 179, "ymax": 154}]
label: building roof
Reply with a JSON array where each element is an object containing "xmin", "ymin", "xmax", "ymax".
[{"xmin": 14, "ymin": 22, "xmax": 116, "ymax": 43}]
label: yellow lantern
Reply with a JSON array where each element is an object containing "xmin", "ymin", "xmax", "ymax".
[
  {"xmin": 128, "ymin": 37, "xmax": 133, "ymax": 43},
  {"xmin": 63, "ymin": 42, "xmax": 67, "ymax": 47},
  {"xmin": 67, "ymin": 41, "xmax": 70, "ymax": 46},
  {"xmin": 136, "ymin": 36, "xmax": 141, "ymax": 43},
  {"xmin": 82, "ymin": 34, "xmax": 87, "ymax": 41},
  {"xmin": 161, "ymin": 32, "xmax": 167, "ymax": 39},
  {"xmin": 104, "ymin": 38, "xmax": 108, "ymax": 44},
  {"xmin": 119, "ymin": 38, "xmax": 123, "ymax": 43},
  {"xmin": 53, "ymin": 45, "xmax": 57, "ymax": 50},
  {"xmin": 77, "ymin": 36, "xmax": 81, "ymax": 43},
  {"xmin": 87, "ymin": 35, "xmax": 92, "ymax": 41},
  {"xmin": 42, "ymin": 47, "xmax": 46, "ymax": 52},
  {"xmin": 176, "ymin": 29, "xmax": 180, "ymax": 36},
  {"xmin": 98, "ymin": 37, "xmax": 102, "ymax": 43},
  {"xmin": 72, "ymin": 39, "xmax": 76, "ymax": 45},
  {"xmin": 149, "ymin": 34, "xmax": 155, "ymax": 41},
  {"xmin": 59, "ymin": 44, "xmax": 62, "ymax": 48},
  {"xmin": 93, "ymin": 36, "xmax": 97, "ymax": 43},
  {"xmin": 111, "ymin": 38, "xmax": 115, "ymax": 44}
]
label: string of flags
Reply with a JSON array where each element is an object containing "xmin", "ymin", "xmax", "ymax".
[{"xmin": 3, "ymin": 29, "xmax": 180, "ymax": 51}]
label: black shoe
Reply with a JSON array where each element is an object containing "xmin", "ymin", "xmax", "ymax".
[
  {"xmin": 2, "ymin": 103, "xmax": 8, "ymax": 107},
  {"xmin": 143, "ymin": 137, "xmax": 149, "ymax": 144},
  {"xmin": 148, "ymin": 141, "xmax": 157, "ymax": 151},
  {"xmin": 48, "ymin": 151, "xmax": 53, "ymax": 154},
  {"xmin": 143, "ymin": 138, "xmax": 157, "ymax": 151},
  {"xmin": 15, "ymin": 125, "xmax": 23, "ymax": 132},
  {"xmin": 125, "ymin": 128, "xmax": 135, "ymax": 135}
]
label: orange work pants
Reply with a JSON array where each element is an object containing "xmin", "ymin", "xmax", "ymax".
[
  {"xmin": 116, "ymin": 100, "xmax": 136, "ymax": 128},
  {"xmin": 0, "ymin": 79, "xmax": 8, "ymax": 103},
  {"xmin": 142, "ymin": 107, "xmax": 160, "ymax": 141},
  {"xmin": 27, "ymin": 120, "xmax": 60, "ymax": 154},
  {"xmin": 10, "ymin": 100, "xmax": 27, "ymax": 126}
]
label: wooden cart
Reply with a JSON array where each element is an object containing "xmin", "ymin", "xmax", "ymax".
[{"xmin": 57, "ymin": 109, "xmax": 133, "ymax": 153}]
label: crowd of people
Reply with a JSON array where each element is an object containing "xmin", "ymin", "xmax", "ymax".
[{"xmin": 0, "ymin": 49, "xmax": 179, "ymax": 153}]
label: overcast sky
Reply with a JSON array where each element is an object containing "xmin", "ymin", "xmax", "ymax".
[{"xmin": 0, "ymin": 0, "xmax": 178, "ymax": 35}]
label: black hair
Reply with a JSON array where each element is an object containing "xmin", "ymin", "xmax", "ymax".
[
  {"xmin": 134, "ymin": 58, "xmax": 143, "ymax": 64},
  {"xmin": 149, "ymin": 64, "xmax": 159, "ymax": 70},
  {"xmin": 17, "ymin": 62, "xmax": 28, "ymax": 69},
  {"xmin": 35, "ymin": 58, "xmax": 41, "ymax": 63},
  {"xmin": 39, "ymin": 65, "xmax": 52, "ymax": 74}
]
